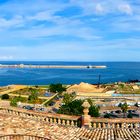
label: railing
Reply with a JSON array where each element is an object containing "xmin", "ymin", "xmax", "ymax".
[
  {"xmin": 0, "ymin": 107, "xmax": 140, "ymax": 129},
  {"xmin": 0, "ymin": 134, "xmax": 49, "ymax": 140},
  {"xmin": 90, "ymin": 118, "xmax": 140, "ymax": 129},
  {"xmin": 0, "ymin": 107, "xmax": 81, "ymax": 127}
]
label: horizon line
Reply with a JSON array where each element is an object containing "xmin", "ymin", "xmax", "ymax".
[{"xmin": 0, "ymin": 60, "xmax": 140, "ymax": 63}]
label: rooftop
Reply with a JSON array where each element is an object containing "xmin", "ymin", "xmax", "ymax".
[{"xmin": 0, "ymin": 112, "xmax": 139, "ymax": 140}]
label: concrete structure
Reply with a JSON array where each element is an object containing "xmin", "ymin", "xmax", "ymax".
[{"xmin": 0, "ymin": 64, "xmax": 107, "ymax": 69}]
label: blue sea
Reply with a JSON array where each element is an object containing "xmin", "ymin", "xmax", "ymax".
[{"xmin": 0, "ymin": 61, "xmax": 140, "ymax": 86}]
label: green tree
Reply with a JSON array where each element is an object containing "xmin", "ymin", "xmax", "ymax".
[
  {"xmin": 134, "ymin": 102, "xmax": 139, "ymax": 107},
  {"xmin": 121, "ymin": 102, "xmax": 128, "ymax": 118},
  {"xmin": 10, "ymin": 96, "xmax": 26, "ymax": 107},
  {"xmin": 10, "ymin": 98, "xmax": 18, "ymax": 107},
  {"xmin": 58, "ymin": 99, "xmax": 84, "ymax": 115},
  {"xmin": 87, "ymin": 98, "xmax": 93, "ymax": 106},
  {"xmin": 119, "ymin": 83, "xmax": 125, "ymax": 89},
  {"xmin": 127, "ymin": 113, "xmax": 133, "ymax": 118},
  {"xmin": 118, "ymin": 103, "xmax": 122, "ymax": 107},
  {"xmin": 89, "ymin": 105, "xmax": 100, "ymax": 117},
  {"xmin": 63, "ymin": 93, "xmax": 75, "ymax": 105},
  {"xmin": 87, "ymin": 98, "xmax": 100, "ymax": 117},
  {"xmin": 1, "ymin": 94, "xmax": 9, "ymax": 100},
  {"xmin": 16, "ymin": 96, "xmax": 26, "ymax": 102},
  {"xmin": 104, "ymin": 113, "xmax": 110, "ymax": 118},
  {"xmin": 48, "ymin": 83, "xmax": 66, "ymax": 93},
  {"xmin": 28, "ymin": 89, "xmax": 38, "ymax": 103},
  {"xmin": 35, "ymin": 85, "xmax": 39, "ymax": 88},
  {"xmin": 58, "ymin": 99, "xmax": 100, "ymax": 117}
]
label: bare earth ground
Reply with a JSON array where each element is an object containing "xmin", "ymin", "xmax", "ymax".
[{"xmin": 67, "ymin": 82, "xmax": 105, "ymax": 93}]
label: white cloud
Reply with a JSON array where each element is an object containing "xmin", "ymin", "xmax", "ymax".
[
  {"xmin": 27, "ymin": 11, "xmax": 53, "ymax": 21},
  {"xmin": 1, "ymin": 37, "xmax": 140, "ymax": 61},
  {"xmin": 70, "ymin": 0, "xmax": 134, "ymax": 16},
  {"xmin": 109, "ymin": 14, "xmax": 140, "ymax": 32},
  {"xmin": 14, "ymin": 24, "xmax": 101, "ymax": 41},
  {"xmin": 118, "ymin": 4, "xmax": 133, "ymax": 15},
  {"xmin": 27, "ymin": 10, "xmax": 82, "ymax": 26},
  {"xmin": 0, "ymin": 15, "xmax": 24, "ymax": 29},
  {"xmin": 95, "ymin": 4, "xmax": 104, "ymax": 14},
  {"xmin": 0, "ymin": 55, "xmax": 14, "ymax": 60},
  {"xmin": 0, "ymin": 0, "xmax": 139, "ymax": 61}
]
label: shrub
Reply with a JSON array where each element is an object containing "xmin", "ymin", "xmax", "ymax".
[
  {"xmin": 127, "ymin": 113, "xmax": 133, "ymax": 118},
  {"xmin": 104, "ymin": 113, "xmax": 110, "ymax": 118},
  {"xmin": 89, "ymin": 105, "xmax": 100, "ymax": 117},
  {"xmin": 58, "ymin": 99, "xmax": 100, "ymax": 117},
  {"xmin": 134, "ymin": 102, "xmax": 139, "ymax": 107},
  {"xmin": 10, "ymin": 96, "xmax": 26, "ymax": 107},
  {"xmin": 1, "ymin": 94, "xmax": 9, "ymax": 100},
  {"xmin": 118, "ymin": 103, "xmax": 122, "ymax": 107},
  {"xmin": 28, "ymin": 89, "xmax": 38, "ymax": 103},
  {"xmin": 121, "ymin": 102, "xmax": 128, "ymax": 113},
  {"xmin": 48, "ymin": 83, "xmax": 66, "ymax": 93},
  {"xmin": 63, "ymin": 93, "xmax": 75, "ymax": 105},
  {"xmin": 35, "ymin": 85, "xmax": 39, "ymax": 88},
  {"xmin": 10, "ymin": 98, "xmax": 18, "ymax": 107},
  {"xmin": 58, "ymin": 99, "xmax": 84, "ymax": 115}
]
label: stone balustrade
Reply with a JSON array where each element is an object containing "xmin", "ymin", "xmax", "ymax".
[
  {"xmin": 0, "ymin": 107, "xmax": 80, "ymax": 127},
  {"xmin": 0, "ymin": 134, "xmax": 49, "ymax": 140},
  {"xmin": 0, "ymin": 105, "xmax": 140, "ymax": 140},
  {"xmin": 1, "ymin": 104, "xmax": 140, "ymax": 129},
  {"xmin": 90, "ymin": 118, "xmax": 140, "ymax": 129}
]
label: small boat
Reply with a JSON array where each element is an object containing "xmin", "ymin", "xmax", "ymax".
[{"xmin": 87, "ymin": 65, "xmax": 92, "ymax": 68}]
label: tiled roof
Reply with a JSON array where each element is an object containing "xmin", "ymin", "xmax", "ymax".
[{"xmin": 0, "ymin": 113, "xmax": 139, "ymax": 140}]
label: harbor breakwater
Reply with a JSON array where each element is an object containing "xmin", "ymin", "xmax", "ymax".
[{"xmin": 0, "ymin": 64, "xmax": 107, "ymax": 69}]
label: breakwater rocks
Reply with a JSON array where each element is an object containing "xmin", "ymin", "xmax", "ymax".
[{"xmin": 0, "ymin": 64, "xmax": 107, "ymax": 69}]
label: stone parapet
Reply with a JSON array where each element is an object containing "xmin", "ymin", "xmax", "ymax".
[
  {"xmin": 1, "ymin": 105, "xmax": 140, "ymax": 129},
  {"xmin": 0, "ymin": 107, "xmax": 80, "ymax": 127},
  {"xmin": 90, "ymin": 117, "xmax": 140, "ymax": 129},
  {"xmin": 0, "ymin": 107, "xmax": 140, "ymax": 140}
]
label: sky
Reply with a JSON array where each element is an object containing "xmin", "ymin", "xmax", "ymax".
[{"xmin": 0, "ymin": 0, "xmax": 140, "ymax": 61}]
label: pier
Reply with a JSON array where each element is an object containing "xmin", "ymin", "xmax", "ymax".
[{"xmin": 0, "ymin": 64, "xmax": 107, "ymax": 69}]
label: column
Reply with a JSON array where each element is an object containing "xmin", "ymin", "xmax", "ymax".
[{"xmin": 81, "ymin": 100, "xmax": 91, "ymax": 128}]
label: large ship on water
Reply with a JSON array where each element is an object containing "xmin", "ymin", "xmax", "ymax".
[{"xmin": 87, "ymin": 65, "xmax": 107, "ymax": 68}]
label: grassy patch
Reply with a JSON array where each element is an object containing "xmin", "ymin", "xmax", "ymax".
[{"xmin": 9, "ymin": 87, "xmax": 47, "ymax": 97}]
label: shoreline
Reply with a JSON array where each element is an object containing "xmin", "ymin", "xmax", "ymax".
[{"xmin": 0, "ymin": 64, "xmax": 107, "ymax": 69}]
